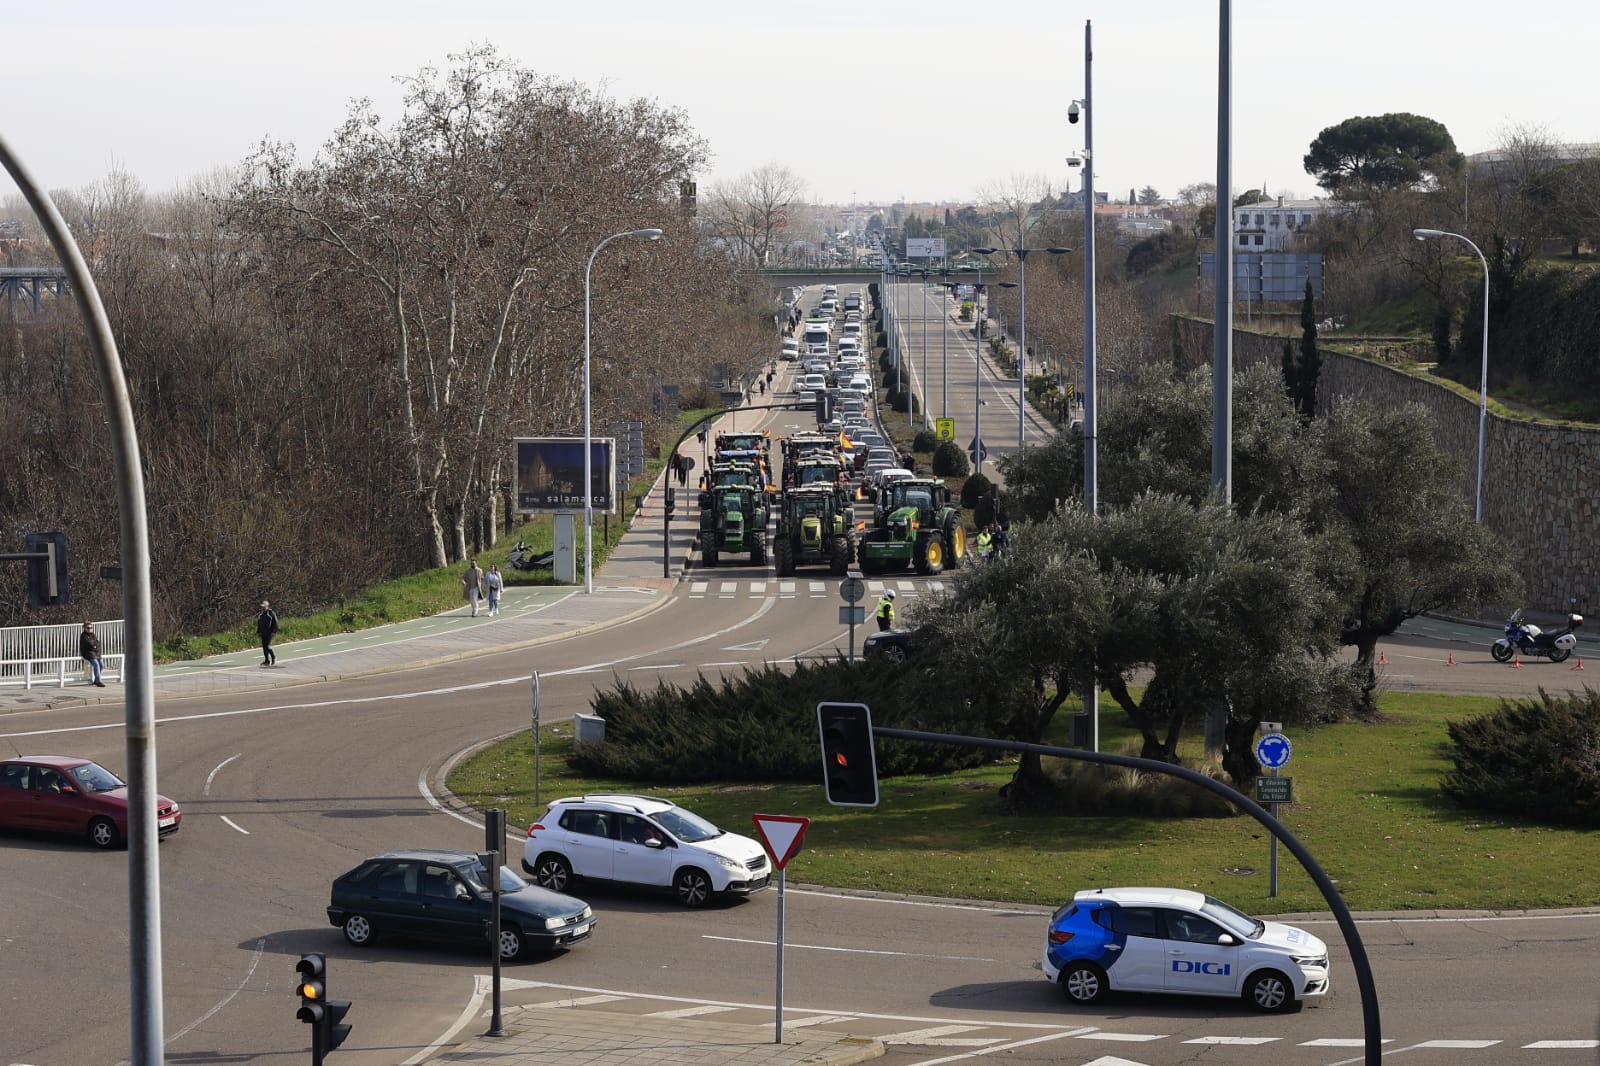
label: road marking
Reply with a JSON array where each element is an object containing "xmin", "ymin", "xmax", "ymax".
[
  {"xmin": 1525, "ymin": 1041, "xmax": 1600, "ymax": 1048},
  {"xmin": 690, "ymin": 581, "xmax": 708, "ymax": 595},
  {"xmin": 203, "ymin": 753, "xmax": 241, "ymax": 795},
  {"xmin": 1304, "ymin": 1038, "xmax": 1376, "ymax": 1046},
  {"xmin": 719, "ymin": 581, "xmax": 738, "ymax": 596},
  {"xmin": 1184, "ymin": 1035, "xmax": 1280, "ymax": 1044},
  {"xmin": 699, "ymin": 661, "xmax": 749, "ymax": 668},
  {"xmin": 626, "ymin": 664, "xmax": 682, "ymax": 672},
  {"xmin": 722, "ymin": 639, "xmax": 770, "ymax": 651},
  {"xmin": 751, "ymin": 582, "xmax": 766, "ymax": 595},
  {"xmin": 702, "ymin": 934, "xmax": 994, "ymax": 962},
  {"xmin": 780, "ymin": 581, "xmax": 796, "ymax": 594},
  {"xmin": 1075, "ymin": 1032, "xmax": 1165, "ymax": 1042},
  {"xmin": 878, "ymin": 1024, "xmax": 994, "ymax": 1044},
  {"xmin": 809, "ymin": 581, "xmax": 826, "ymax": 596},
  {"xmin": 1413, "ymin": 1040, "xmax": 1502, "ymax": 1048},
  {"xmin": 219, "ymin": 816, "xmax": 250, "ymax": 835},
  {"xmin": 783, "ymin": 1014, "xmax": 857, "ymax": 1029},
  {"xmin": 112, "ymin": 938, "xmax": 269, "ymax": 1066},
  {"xmin": 528, "ymin": 994, "xmax": 628, "ymax": 1008},
  {"xmin": 646, "ymin": 1005, "xmax": 740, "ymax": 1019},
  {"xmin": 904, "ymin": 1028, "xmax": 1098, "ymax": 1065}
]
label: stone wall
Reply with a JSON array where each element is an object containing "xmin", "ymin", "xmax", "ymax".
[{"xmin": 1170, "ymin": 316, "xmax": 1599, "ymax": 610}]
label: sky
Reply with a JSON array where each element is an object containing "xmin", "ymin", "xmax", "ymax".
[{"xmin": 6, "ymin": 1, "xmax": 1597, "ymax": 210}]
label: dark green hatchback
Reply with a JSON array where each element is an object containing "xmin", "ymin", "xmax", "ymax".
[{"xmin": 328, "ymin": 848, "xmax": 594, "ymax": 961}]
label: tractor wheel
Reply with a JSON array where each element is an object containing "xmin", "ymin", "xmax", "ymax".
[
  {"xmin": 776, "ymin": 536, "xmax": 795, "ymax": 576},
  {"xmin": 751, "ymin": 532, "xmax": 767, "ymax": 567},
  {"xmin": 829, "ymin": 536, "xmax": 852, "ymax": 575},
  {"xmin": 701, "ymin": 530, "xmax": 719, "ymax": 568},
  {"xmin": 943, "ymin": 514, "xmax": 966, "ymax": 570},
  {"xmin": 914, "ymin": 532, "xmax": 945, "ymax": 576}
]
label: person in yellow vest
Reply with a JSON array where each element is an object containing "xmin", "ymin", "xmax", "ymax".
[
  {"xmin": 976, "ymin": 527, "xmax": 993, "ymax": 561},
  {"xmin": 875, "ymin": 589, "xmax": 896, "ymax": 632}
]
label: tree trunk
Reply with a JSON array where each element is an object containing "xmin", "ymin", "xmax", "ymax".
[{"xmin": 1221, "ymin": 715, "xmax": 1261, "ymax": 788}]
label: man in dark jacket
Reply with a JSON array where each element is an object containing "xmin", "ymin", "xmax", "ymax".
[
  {"xmin": 80, "ymin": 621, "xmax": 105, "ymax": 687},
  {"xmin": 256, "ymin": 601, "xmax": 280, "ymax": 667}
]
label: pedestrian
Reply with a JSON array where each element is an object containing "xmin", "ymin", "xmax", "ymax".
[
  {"xmin": 758, "ymin": 379, "xmax": 766, "ymax": 396},
  {"xmin": 256, "ymin": 600, "xmax": 279, "ymax": 666},
  {"xmin": 992, "ymin": 524, "xmax": 1010, "ymax": 560},
  {"xmin": 485, "ymin": 564, "xmax": 504, "ymax": 617},
  {"xmin": 976, "ymin": 526, "xmax": 993, "ymax": 562},
  {"xmin": 463, "ymin": 558, "xmax": 484, "ymax": 617},
  {"xmin": 79, "ymin": 620, "xmax": 105, "ymax": 687},
  {"xmin": 875, "ymin": 588, "xmax": 896, "ymax": 632}
]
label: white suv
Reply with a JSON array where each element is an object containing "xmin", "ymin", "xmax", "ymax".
[{"xmin": 523, "ymin": 794, "xmax": 771, "ymax": 907}]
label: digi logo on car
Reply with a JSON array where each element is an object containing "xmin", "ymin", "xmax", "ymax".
[{"xmin": 1171, "ymin": 961, "xmax": 1232, "ymax": 975}]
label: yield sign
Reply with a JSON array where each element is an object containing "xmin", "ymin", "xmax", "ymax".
[{"xmin": 750, "ymin": 813, "xmax": 810, "ymax": 871}]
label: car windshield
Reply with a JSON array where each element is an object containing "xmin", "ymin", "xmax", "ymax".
[
  {"xmin": 1201, "ymin": 895, "xmax": 1264, "ymax": 938},
  {"xmin": 653, "ymin": 806, "xmax": 722, "ymax": 843},
  {"xmin": 67, "ymin": 761, "xmax": 125, "ymax": 793},
  {"xmin": 462, "ymin": 862, "xmax": 531, "ymax": 896}
]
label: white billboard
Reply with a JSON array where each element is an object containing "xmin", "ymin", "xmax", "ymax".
[{"xmin": 905, "ymin": 237, "xmax": 946, "ymax": 259}]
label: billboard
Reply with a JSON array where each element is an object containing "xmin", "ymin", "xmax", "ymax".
[
  {"xmin": 514, "ymin": 437, "xmax": 617, "ymax": 514},
  {"xmin": 905, "ymin": 237, "xmax": 946, "ymax": 259}
]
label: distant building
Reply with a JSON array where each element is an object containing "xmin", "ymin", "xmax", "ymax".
[{"xmin": 1232, "ymin": 197, "xmax": 1350, "ymax": 252}]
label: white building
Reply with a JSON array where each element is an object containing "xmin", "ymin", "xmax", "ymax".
[{"xmin": 1232, "ymin": 197, "xmax": 1349, "ymax": 251}]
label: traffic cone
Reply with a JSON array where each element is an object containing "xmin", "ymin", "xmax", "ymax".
[
  {"xmin": 1512, "ymin": 654, "xmax": 1522, "ymax": 669},
  {"xmin": 1446, "ymin": 653, "xmax": 1456, "ymax": 666},
  {"xmin": 1378, "ymin": 651, "xmax": 1388, "ymax": 665},
  {"xmin": 1574, "ymin": 656, "xmax": 1585, "ymax": 671}
]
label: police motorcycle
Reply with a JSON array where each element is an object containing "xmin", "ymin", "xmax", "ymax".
[
  {"xmin": 1491, "ymin": 604, "xmax": 1583, "ymax": 663},
  {"xmin": 508, "ymin": 539, "xmax": 554, "ymax": 572}
]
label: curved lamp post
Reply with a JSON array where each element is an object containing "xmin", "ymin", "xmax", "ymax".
[
  {"xmin": 584, "ymin": 227, "xmax": 662, "ymax": 593},
  {"xmin": 1413, "ymin": 228, "xmax": 1489, "ymax": 523},
  {"xmin": 973, "ymin": 246, "xmax": 1072, "ymax": 449}
]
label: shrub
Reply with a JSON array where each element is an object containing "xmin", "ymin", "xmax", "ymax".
[
  {"xmin": 1040, "ymin": 747, "xmax": 1236, "ymax": 817},
  {"xmin": 960, "ymin": 472, "xmax": 993, "ymax": 509},
  {"xmin": 1440, "ymin": 689, "xmax": 1600, "ymax": 827},
  {"xmin": 932, "ymin": 440, "xmax": 970, "ymax": 477},
  {"xmin": 569, "ymin": 659, "xmax": 1000, "ymax": 782},
  {"xmin": 911, "ymin": 429, "xmax": 939, "ymax": 453}
]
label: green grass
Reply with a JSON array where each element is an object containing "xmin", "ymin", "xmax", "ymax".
[
  {"xmin": 152, "ymin": 460, "xmax": 667, "ymax": 663},
  {"xmin": 449, "ymin": 690, "xmax": 1600, "ymax": 914}
]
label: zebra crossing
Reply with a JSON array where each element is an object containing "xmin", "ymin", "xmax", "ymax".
[{"xmin": 686, "ymin": 578, "xmax": 947, "ymax": 600}]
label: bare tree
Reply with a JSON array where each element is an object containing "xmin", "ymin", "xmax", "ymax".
[
  {"xmin": 701, "ymin": 164, "xmax": 807, "ymax": 267},
  {"xmin": 976, "ymin": 172, "xmax": 1055, "ymax": 253}
]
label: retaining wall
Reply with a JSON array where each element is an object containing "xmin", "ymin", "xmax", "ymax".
[{"xmin": 1170, "ymin": 316, "xmax": 1598, "ymax": 609}]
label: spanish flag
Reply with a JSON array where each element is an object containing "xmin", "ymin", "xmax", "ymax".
[{"xmin": 838, "ymin": 431, "xmax": 852, "ymax": 448}]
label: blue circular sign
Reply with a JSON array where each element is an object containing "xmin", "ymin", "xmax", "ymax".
[{"xmin": 1254, "ymin": 733, "xmax": 1292, "ymax": 769}]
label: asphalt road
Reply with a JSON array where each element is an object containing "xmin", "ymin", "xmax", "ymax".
[{"xmin": 5, "ymin": 309, "xmax": 1598, "ymax": 1066}]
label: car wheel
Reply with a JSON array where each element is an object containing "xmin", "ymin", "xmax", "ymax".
[
  {"xmin": 342, "ymin": 913, "xmax": 376, "ymax": 947},
  {"xmin": 674, "ymin": 867, "xmax": 713, "ymax": 907},
  {"xmin": 1059, "ymin": 960, "xmax": 1108, "ymax": 1005},
  {"xmin": 880, "ymin": 643, "xmax": 908, "ymax": 664},
  {"xmin": 1244, "ymin": 969, "xmax": 1296, "ymax": 1012},
  {"xmin": 533, "ymin": 853, "xmax": 573, "ymax": 893},
  {"xmin": 498, "ymin": 926, "xmax": 527, "ymax": 962},
  {"xmin": 87, "ymin": 816, "xmax": 120, "ymax": 850}
]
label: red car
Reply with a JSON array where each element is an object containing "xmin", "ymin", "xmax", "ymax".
[{"xmin": 0, "ymin": 755, "xmax": 181, "ymax": 849}]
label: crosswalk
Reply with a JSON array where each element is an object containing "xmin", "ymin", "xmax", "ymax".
[{"xmin": 686, "ymin": 578, "xmax": 947, "ymax": 599}]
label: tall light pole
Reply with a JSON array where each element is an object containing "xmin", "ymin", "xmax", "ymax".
[
  {"xmin": 939, "ymin": 269, "xmax": 951, "ymax": 418},
  {"xmin": 917, "ymin": 269, "xmax": 930, "ymax": 428},
  {"xmin": 973, "ymin": 284, "xmax": 985, "ymax": 471},
  {"xmin": 1414, "ymin": 227, "xmax": 1490, "ymax": 523},
  {"xmin": 584, "ymin": 226, "xmax": 662, "ymax": 594},
  {"xmin": 1075, "ymin": 20, "xmax": 1100, "ymax": 754},
  {"xmin": 974, "ymin": 245, "xmax": 1072, "ymax": 449}
]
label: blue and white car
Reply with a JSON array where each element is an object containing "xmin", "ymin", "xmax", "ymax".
[{"xmin": 1043, "ymin": 887, "xmax": 1330, "ymax": 1012}]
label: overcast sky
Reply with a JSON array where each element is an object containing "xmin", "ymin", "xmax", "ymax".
[{"xmin": 7, "ymin": 1, "xmax": 1595, "ymax": 208}]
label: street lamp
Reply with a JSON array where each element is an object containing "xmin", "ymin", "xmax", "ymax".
[
  {"xmin": 584, "ymin": 226, "xmax": 662, "ymax": 594},
  {"xmin": 973, "ymin": 245, "xmax": 1072, "ymax": 449},
  {"xmin": 1413, "ymin": 228, "xmax": 1490, "ymax": 523},
  {"xmin": 914, "ymin": 269, "xmax": 932, "ymax": 428}
]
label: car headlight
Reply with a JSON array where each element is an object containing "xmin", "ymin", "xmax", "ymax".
[
  {"xmin": 545, "ymin": 916, "xmax": 567, "ymax": 931},
  {"xmin": 716, "ymin": 856, "xmax": 744, "ymax": 871},
  {"xmin": 1291, "ymin": 954, "xmax": 1328, "ymax": 968}
]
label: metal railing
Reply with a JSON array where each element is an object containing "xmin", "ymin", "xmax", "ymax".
[{"xmin": 0, "ymin": 619, "xmax": 125, "ymax": 688}]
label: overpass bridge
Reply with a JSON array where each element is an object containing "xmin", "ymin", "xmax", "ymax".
[
  {"xmin": 751, "ymin": 266, "xmax": 1001, "ymax": 290},
  {"xmin": 1, "ymin": 266, "xmax": 70, "ymax": 320}
]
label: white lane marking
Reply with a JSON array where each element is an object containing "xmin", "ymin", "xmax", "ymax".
[
  {"xmin": 402, "ymin": 974, "xmax": 488, "ymax": 1066},
  {"xmin": 783, "ymin": 1014, "xmax": 856, "ymax": 1029},
  {"xmin": 878, "ymin": 1024, "xmax": 992, "ymax": 1044},
  {"xmin": 111, "ymin": 938, "xmax": 267, "ymax": 1066},
  {"xmin": 1075, "ymin": 1032, "xmax": 1165, "ymax": 1042},
  {"xmin": 1413, "ymin": 1040, "xmax": 1502, "ymax": 1049},
  {"xmin": 702, "ymin": 934, "xmax": 994, "ymax": 962},
  {"xmin": 1184, "ymin": 1036, "xmax": 1280, "ymax": 1044},
  {"xmin": 646, "ymin": 1005, "xmax": 739, "ymax": 1019},
  {"xmin": 204, "ymin": 753, "xmax": 241, "ymax": 795},
  {"xmin": 528, "ymin": 994, "xmax": 628, "ymax": 1008},
  {"xmin": 219, "ymin": 816, "xmax": 250, "ymax": 835},
  {"xmin": 1525, "ymin": 1041, "xmax": 1600, "ymax": 1048},
  {"xmin": 1306, "ymin": 1038, "xmax": 1377, "ymax": 1046},
  {"xmin": 751, "ymin": 582, "xmax": 767, "ymax": 595},
  {"xmin": 780, "ymin": 581, "xmax": 796, "ymax": 594},
  {"xmin": 719, "ymin": 581, "xmax": 738, "ymax": 596},
  {"xmin": 699, "ymin": 662, "xmax": 749, "ymax": 668},
  {"xmin": 329, "ymin": 640, "xmax": 348, "ymax": 647},
  {"xmin": 626, "ymin": 664, "xmax": 682, "ymax": 672},
  {"xmin": 690, "ymin": 581, "xmax": 708, "ymax": 595},
  {"xmin": 903, "ymin": 1028, "xmax": 1098, "ymax": 1066},
  {"xmin": 722, "ymin": 639, "xmax": 769, "ymax": 651}
]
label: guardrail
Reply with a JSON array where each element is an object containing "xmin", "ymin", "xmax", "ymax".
[{"xmin": 0, "ymin": 620, "xmax": 125, "ymax": 689}]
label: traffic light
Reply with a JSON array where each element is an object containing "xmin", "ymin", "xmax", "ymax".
[
  {"xmin": 24, "ymin": 532, "xmax": 69, "ymax": 608},
  {"xmin": 817, "ymin": 702, "xmax": 878, "ymax": 807},
  {"xmin": 295, "ymin": 953, "xmax": 351, "ymax": 1062}
]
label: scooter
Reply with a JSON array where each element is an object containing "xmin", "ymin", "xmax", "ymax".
[{"xmin": 1491, "ymin": 606, "xmax": 1583, "ymax": 663}]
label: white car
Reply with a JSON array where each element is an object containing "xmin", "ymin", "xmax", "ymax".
[
  {"xmin": 523, "ymin": 794, "xmax": 772, "ymax": 907},
  {"xmin": 1043, "ymin": 887, "xmax": 1330, "ymax": 1012}
]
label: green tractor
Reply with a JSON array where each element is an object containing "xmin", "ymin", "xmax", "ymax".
[
  {"xmin": 858, "ymin": 478, "xmax": 966, "ymax": 576},
  {"xmin": 774, "ymin": 484, "xmax": 856, "ymax": 576},
  {"xmin": 699, "ymin": 483, "xmax": 769, "ymax": 567}
]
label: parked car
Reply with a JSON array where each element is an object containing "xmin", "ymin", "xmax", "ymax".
[
  {"xmin": 523, "ymin": 794, "xmax": 771, "ymax": 907},
  {"xmin": 862, "ymin": 627, "xmax": 920, "ymax": 662},
  {"xmin": 0, "ymin": 755, "xmax": 181, "ymax": 849},
  {"xmin": 1043, "ymin": 887, "xmax": 1330, "ymax": 1012},
  {"xmin": 328, "ymin": 849, "xmax": 594, "ymax": 961}
]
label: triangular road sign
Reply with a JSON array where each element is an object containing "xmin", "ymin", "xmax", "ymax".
[{"xmin": 750, "ymin": 813, "xmax": 810, "ymax": 870}]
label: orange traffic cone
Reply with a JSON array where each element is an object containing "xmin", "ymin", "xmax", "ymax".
[
  {"xmin": 1574, "ymin": 656, "xmax": 1586, "ymax": 671},
  {"xmin": 1446, "ymin": 653, "xmax": 1456, "ymax": 666},
  {"xmin": 1378, "ymin": 651, "xmax": 1388, "ymax": 665},
  {"xmin": 1512, "ymin": 654, "xmax": 1522, "ymax": 669}
]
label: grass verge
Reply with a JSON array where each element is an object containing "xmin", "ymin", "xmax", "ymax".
[{"xmin": 448, "ymin": 689, "xmax": 1600, "ymax": 914}]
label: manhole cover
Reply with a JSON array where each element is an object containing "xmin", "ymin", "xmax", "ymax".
[{"xmin": 1220, "ymin": 866, "xmax": 1256, "ymax": 876}]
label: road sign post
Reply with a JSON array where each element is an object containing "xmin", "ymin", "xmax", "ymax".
[
  {"xmin": 751, "ymin": 814, "xmax": 811, "ymax": 1045},
  {"xmin": 935, "ymin": 417, "xmax": 955, "ymax": 442},
  {"xmin": 1254, "ymin": 731, "xmax": 1293, "ymax": 897},
  {"xmin": 531, "ymin": 671, "xmax": 542, "ymax": 806},
  {"xmin": 839, "ymin": 573, "xmax": 866, "ymax": 662}
]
